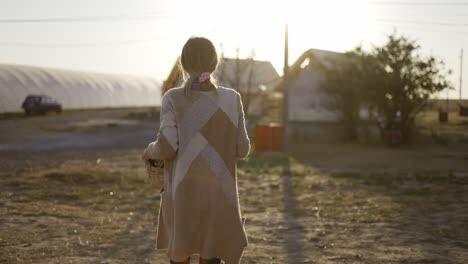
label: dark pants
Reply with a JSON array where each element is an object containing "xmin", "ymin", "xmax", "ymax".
[{"xmin": 170, "ymin": 256, "xmax": 221, "ymax": 264}]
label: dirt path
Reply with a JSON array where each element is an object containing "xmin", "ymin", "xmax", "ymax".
[{"xmin": 0, "ymin": 109, "xmax": 156, "ymax": 151}]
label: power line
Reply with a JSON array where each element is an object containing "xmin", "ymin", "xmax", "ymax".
[
  {"xmin": 369, "ymin": 1, "xmax": 468, "ymax": 6},
  {"xmin": 2, "ymin": 10, "xmax": 468, "ymax": 49},
  {"xmin": 3, "ymin": 21, "xmax": 467, "ymax": 50},
  {"xmin": 0, "ymin": 36, "xmax": 163, "ymax": 48},
  {"xmin": 384, "ymin": 13, "xmax": 468, "ymax": 17},
  {"xmin": 371, "ymin": 21, "xmax": 468, "ymax": 36},
  {"xmin": 370, "ymin": 18, "xmax": 468, "ymax": 27},
  {"xmin": 0, "ymin": 12, "xmax": 175, "ymax": 23},
  {"xmin": 2, "ymin": 12, "xmax": 468, "ymax": 23}
]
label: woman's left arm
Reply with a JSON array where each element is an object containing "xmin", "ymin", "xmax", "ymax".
[{"xmin": 143, "ymin": 93, "xmax": 179, "ymax": 160}]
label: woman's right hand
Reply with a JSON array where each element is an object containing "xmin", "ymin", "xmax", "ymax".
[{"xmin": 141, "ymin": 146, "xmax": 151, "ymax": 162}]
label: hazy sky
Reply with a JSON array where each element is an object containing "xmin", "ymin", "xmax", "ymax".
[{"xmin": 1, "ymin": 0, "xmax": 467, "ymax": 98}]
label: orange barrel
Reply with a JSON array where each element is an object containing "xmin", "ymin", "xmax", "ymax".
[
  {"xmin": 270, "ymin": 123, "xmax": 283, "ymax": 151},
  {"xmin": 255, "ymin": 123, "xmax": 283, "ymax": 152},
  {"xmin": 255, "ymin": 125, "xmax": 271, "ymax": 152}
]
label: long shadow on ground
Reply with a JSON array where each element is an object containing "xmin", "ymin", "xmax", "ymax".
[
  {"xmin": 280, "ymin": 159, "xmax": 308, "ymax": 263},
  {"xmin": 290, "ymin": 144, "xmax": 468, "ymax": 264}
]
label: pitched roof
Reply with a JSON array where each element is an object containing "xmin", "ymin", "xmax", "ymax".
[
  {"xmin": 275, "ymin": 48, "xmax": 345, "ymax": 91},
  {"xmin": 215, "ymin": 58, "xmax": 279, "ymax": 93},
  {"xmin": 162, "ymin": 58, "xmax": 279, "ymax": 95}
]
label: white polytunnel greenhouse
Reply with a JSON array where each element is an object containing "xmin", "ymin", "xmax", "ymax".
[{"xmin": 0, "ymin": 63, "xmax": 161, "ymax": 113}]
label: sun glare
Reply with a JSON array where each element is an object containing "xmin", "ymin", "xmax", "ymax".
[
  {"xmin": 174, "ymin": 0, "xmax": 370, "ymax": 70},
  {"xmin": 287, "ymin": 1, "xmax": 370, "ymax": 52}
]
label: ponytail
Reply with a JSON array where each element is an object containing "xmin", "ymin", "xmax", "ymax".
[{"xmin": 179, "ymin": 37, "xmax": 219, "ymax": 97}]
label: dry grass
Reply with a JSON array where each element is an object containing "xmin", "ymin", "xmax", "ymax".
[
  {"xmin": 0, "ymin": 108, "xmax": 467, "ymax": 263},
  {"xmin": 35, "ymin": 119, "xmax": 140, "ymax": 133},
  {"xmin": 240, "ymin": 149, "xmax": 468, "ymax": 263},
  {"xmin": 1, "ymin": 146, "xmax": 467, "ymax": 263},
  {"xmin": 416, "ymin": 111, "xmax": 468, "ymax": 144},
  {"xmin": 0, "ymin": 150, "xmax": 160, "ymax": 264}
]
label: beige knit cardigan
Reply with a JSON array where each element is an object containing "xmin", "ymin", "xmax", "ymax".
[{"xmin": 146, "ymin": 86, "xmax": 251, "ymax": 263}]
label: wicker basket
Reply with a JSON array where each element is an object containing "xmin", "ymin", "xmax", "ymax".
[{"xmin": 146, "ymin": 159, "xmax": 164, "ymax": 189}]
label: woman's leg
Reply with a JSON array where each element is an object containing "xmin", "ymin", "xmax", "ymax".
[
  {"xmin": 170, "ymin": 256, "xmax": 191, "ymax": 264},
  {"xmin": 199, "ymin": 257, "xmax": 221, "ymax": 264}
]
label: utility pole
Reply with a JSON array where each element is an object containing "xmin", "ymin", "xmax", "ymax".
[
  {"xmin": 218, "ymin": 42, "xmax": 226, "ymax": 85},
  {"xmin": 235, "ymin": 47, "xmax": 241, "ymax": 94},
  {"xmin": 446, "ymin": 87, "xmax": 449, "ymax": 112},
  {"xmin": 460, "ymin": 48, "xmax": 464, "ymax": 102},
  {"xmin": 282, "ymin": 22, "xmax": 289, "ymax": 153},
  {"xmin": 219, "ymin": 42, "xmax": 224, "ymax": 59}
]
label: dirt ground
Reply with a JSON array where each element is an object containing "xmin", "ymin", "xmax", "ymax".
[{"xmin": 0, "ymin": 109, "xmax": 467, "ymax": 264}]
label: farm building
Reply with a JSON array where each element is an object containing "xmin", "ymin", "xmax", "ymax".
[
  {"xmin": 0, "ymin": 63, "xmax": 161, "ymax": 113},
  {"xmin": 162, "ymin": 57, "xmax": 279, "ymax": 118},
  {"xmin": 276, "ymin": 48, "xmax": 377, "ymax": 143}
]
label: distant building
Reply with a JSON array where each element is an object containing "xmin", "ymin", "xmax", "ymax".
[
  {"xmin": 276, "ymin": 49, "xmax": 377, "ymax": 143},
  {"xmin": 0, "ymin": 64, "xmax": 160, "ymax": 113},
  {"xmin": 216, "ymin": 58, "xmax": 279, "ymax": 117},
  {"xmin": 162, "ymin": 58, "xmax": 279, "ymax": 118},
  {"xmin": 430, "ymin": 99, "xmax": 468, "ymax": 112}
]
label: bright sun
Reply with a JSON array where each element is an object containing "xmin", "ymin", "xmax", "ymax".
[{"xmin": 175, "ymin": 0, "xmax": 370, "ymax": 69}]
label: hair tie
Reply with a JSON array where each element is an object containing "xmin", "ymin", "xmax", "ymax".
[{"xmin": 198, "ymin": 72, "xmax": 211, "ymax": 83}]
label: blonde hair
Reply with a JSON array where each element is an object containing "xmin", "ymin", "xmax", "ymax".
[{"xmin": 179, "ymin": 37, "xmax": 219, "ymax": 96}]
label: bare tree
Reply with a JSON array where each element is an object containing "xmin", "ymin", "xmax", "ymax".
[{"xmin": 216, "ymin": 47, "xmax": 257, "ymax": 119}]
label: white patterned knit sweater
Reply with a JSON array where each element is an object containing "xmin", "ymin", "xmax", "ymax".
[{"xmin": 147, "ymin": 86, "xmax": 250, "ymax": 263}]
